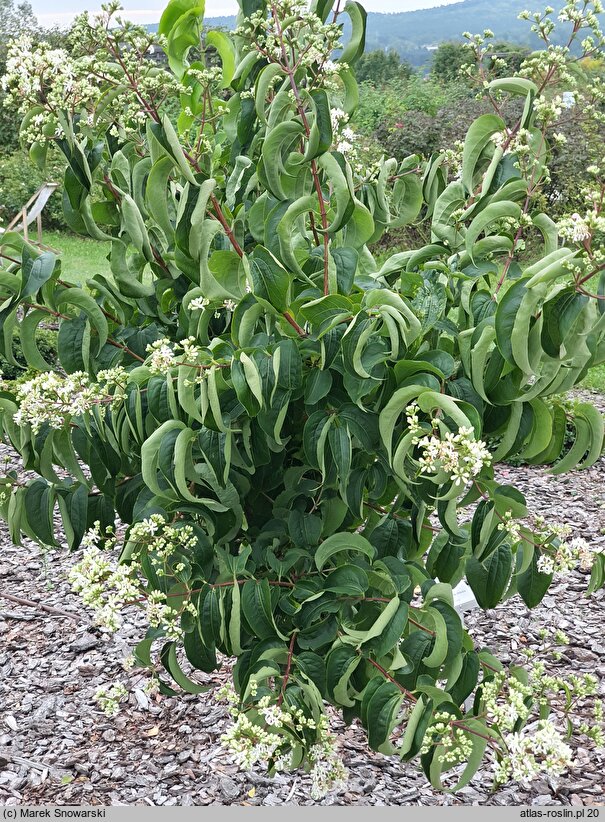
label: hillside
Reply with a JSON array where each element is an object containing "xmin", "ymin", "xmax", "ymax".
[
  {"xmin": 147, "ymin": 0, "xmax": 583, "ymax": 66},
  {"xmin": 367, "ymin": 0, "xmax": 539, "ymax": 50}
]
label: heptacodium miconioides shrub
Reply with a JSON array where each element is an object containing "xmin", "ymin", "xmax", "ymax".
[{"xmin": 1, "ymin": 0, "xmax": 605, "ymax": 796}]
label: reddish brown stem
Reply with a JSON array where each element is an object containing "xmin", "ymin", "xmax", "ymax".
[
  {"xmin": 451, "ymin": 720, "xmax": 497, "ymax": 745},
  {"xmin": 365, "ymin": 656, "xmax": 417, "ymax": 702},
  {"xmin": 106, "ymin": 339, "xmax": 145, "ymax": 363},
  {"xmin": 25, "ymin": 302, "xmax": 70, "ymax": 320},
  {"xmin": 270, "ymin": 4, "xmax": 330, "ymax": 295},
  {"xmin": 0, "ymin": 252, "xmax": 21, "ymax": 265},
  {"xmin": 210, "ymin": 195, "xmax": 244, "ymax": 259},
  {"xmin": 283, "ymin": 312, "xmax": 307, "ymax": 337}
]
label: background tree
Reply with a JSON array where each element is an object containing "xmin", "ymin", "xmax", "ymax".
[
  {"xmin": 486, "ymin": 40, "xmax": 531, "ymax": 76},
  {"xmin": 354, "ymin": 48, "xmax": 413, "ymax": 85},
  {"xmin": 0, "ymin": 0, "xmax": 39, "ymax": 148},
  {"xmin": 430, "ymin": 41, "xmax": 472, "ymax": 83}
]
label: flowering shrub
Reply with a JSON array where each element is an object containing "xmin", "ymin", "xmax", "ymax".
[{"xmin": 1, "ymin": 0, "xmax": 605, "ymax": 798}]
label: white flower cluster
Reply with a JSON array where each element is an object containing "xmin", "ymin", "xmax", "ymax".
[
  {"xmin": 482, "ymin": 674, "xmax": 533, "ymax": 732},
  {"xmin": 189, "ymin": 297, "xmax": 210, "ymax": 311},
  {"xmin": 492, "ymin": 127, "xmax": 546, "ymax": 181},
  {"xmin": 558, "ymin": 190, "xmax": 605, "ymax": 249},
  {"xmin": 2, "ymin": 3, "xmax": 178, "ymax": 145},
  {"xmin": 329, "ymin": 107, "xmax": 382, "ymax": 181},
  {"xmin": 419, "ymin": 711, "xmax": 474, "ymax": 765},
  {"xmin": 219, "ymin": 684, "xmax": 347, "ymax": 799},
  {"xmin": 68, "ymin": 523, "xmax": 141, "ymax": 632},
  {"xmin": 307, "ymin": 725, "xmax": 348, "ymax": 800},
  {"xmin": 11, "ymin": 368, "xmax": 127, "ymax": 434},
  {"xmin": 235, "ymin": 0, "xmax": 343, "ymax": 74},
  {"xmin": 129, "ymin": 515, "xmax": 200, "ymax": 639},
  {"xmin": 128, "ymin": 513, "xmax": 198, "ymax": 570},
  {"xmin": 557, "ymin": 0, "xmax": 604, "ymax": 26},
  {"xmin": 536, "ymin": 536, "xmax": 596, "ymax": 575},
  {"xmin": 145, "ymin": 334, "xmax": 225, "ymax": 375},
  {"xmin": 145, "ymin": 589, "xmax": 195, "ymax": 641},
  {"xmin": 532, "ymin": 93, "xmax": 564, "ymax": 125},
  {"xmin": 94, "ymin": 683, "xmax": 128, "ymax": 717},
  {"xmin": 417, "ymin": 426, "xmax": 492, "ymax": 487},
  {"xmin": 405, "ymin": 403, "xmax": 423, "ymax": 437},
  {"xmin": 330, "ymin": 107, "xmax": 356, "ymax": 155},
  {"xmin": 558, "ymin": 212, "xmax": 594, "ymax": 244},
  {"xmin": 441, "ymin": 140, "xmax": 465, "ymax": 180},
  {"xmin": 70, "ymin": 515, "xmax": 200, "ymax": 635},
  {"xmin": 497, "ymin": 510, "xmax": 522, "ymax": 543},
  {"xmin": 1, "ymin": 36, "xmax": 97, "ymax": 122},
  {"xmin": 494, "ymin": 722, "xmax": 573, "ymax": 785},
  {"xmin": 146, "ymin": 339, "xmax": 177, "ymax": 373},
  {"xmin": 528, "ymin": 645, "xmax": 604, "ymax": 748}
]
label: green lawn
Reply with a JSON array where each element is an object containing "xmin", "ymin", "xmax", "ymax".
[
  {"xmin": 581, "ymin": 363, "xmax": 605, "ymax": 393},
  {"xmin": 42, "ymin": 230, "xmax": 111, "ymax": 286}
]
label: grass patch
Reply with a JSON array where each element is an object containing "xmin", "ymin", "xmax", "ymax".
[
  {"xmin": 42, "ymin": 230, "xmax": 111, "ymax": 286},
  {"xmin": 581, "ymin": 363, "xmax": 605, "ymax": 393}
]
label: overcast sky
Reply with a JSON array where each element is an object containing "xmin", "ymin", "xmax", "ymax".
[{"xmin": 31, "ymin": 0, "xmax": 463, "ymax": 27}]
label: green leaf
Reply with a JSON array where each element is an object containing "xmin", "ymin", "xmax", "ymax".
[
  {"xmin": 20, "ymin": 249, "xmax": 56, "ymax": 299},
  {"xmin": 56, "ymin": 289, "xmax": 109, "ymax": 353},
  {"xmin": 588, "ymin": 554, "xmax": 605, "ymax": 595},
  {"xmin": 368, "ymin": 600, "xmax": 409, "ymax": 658},
  {"xmin": 205, "ymin": 31, "xmax": 235, "ymax": 88},
  {"xmin": 324, "ymin": 564, "xmax": 369, "ymax": 595},
  {"xmin": 159, "ymin": 0, "xmax": 203, "ymax": 34},
  {"xmin": 379, "ymin": 384, "xmax": 427, "ymax": 463},
  {"xmin": 421, "ymin": 606, "xmax": 449, "ymax": 668},
  {"xmin": 250, "ymin": 246, "xmax": 290, "ymax": 313},
  {"xmin": 326, "ymin": 644, "xmax": 361, "ymax": 707},
  {"xmin": 461, "ymin": 114, "xmax": 505, "ymax": 193},
  {"xmin": 160, "ymin": 641, "xmax": 212, "ymax": 693},
  {"xmin": 466, "ymin": 201, "xmax": 521, "ymax": 260},
  {"xmin": 399, "ymin": 695, "xmax": 432, "ymax": 760},
  {"xmin": 242, "ymin": 579, "xmax": 284, "ymax": 640},
  {"xmin": 183, "ymin": 625, "xmax": 217, "ymax": 673},
  {"xmin": 339, "ymin": 1, "xmax": 367, "ymax": 65},
  {"xmin": 300, "ymin": 294, "xmax": 353, "ymax": 336},
  {"xmin": 517, "ymin": 550, "xmax": 553, "ymax": 608},
  {"xmin": 466, "ymin": 544, "xmax": 513, "ymax": 609},
  {"xmin": 24, "ymin": 480, "xmax": 55, "ymax": 545},
  {"xmin": 304, "ymin": 369, "xmax": 333, "ymax": 405},
  {"xmin": 446, "ymin": 651, "xmax": 480, "ymax": 706},
  {"xmin": 141, "ymin": 420, "xmax": 186, "ymax": 497},
  {"xmin": 20, "ymin": 310, "xmax": 55, "ymax": 371},
  {"xmin": 288, "ymin": 508, "xmax": 322, "ymax": 548},
  {"xmin": 354, "ymin": 596, "xmax": 402, "ymax": 646},
  {"xmin": 366, "ymin": 679, "xmax": 405, "ymax": 754},
  {"xmin": 495, "ymin": 277, "xmax": 529, "ymax": 365},
  {"xmin": 165, "ymin": 6, "xmax": 205, "ymax": 77},
  {"xmin": 306, "ymin": 89, "xmax": 333, "ymax": 160},
  {"xmin": 315, "ymin": 532, "xmax": 376, "ymax": 570},
  {"xmin": 229, "ymin": 581, "xmax": 243, "ymax": 655}
]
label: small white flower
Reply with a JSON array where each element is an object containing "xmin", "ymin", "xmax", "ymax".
[
  {"xmin": 189, "ymin": 296, "xmax": 210, "ymax": 311},
  {"xmin": 145, "ymin": 338, "xmax": 176, "ymax": 373}
]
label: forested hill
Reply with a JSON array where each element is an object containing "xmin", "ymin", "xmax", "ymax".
[{"xmin": 147, "ymin": 0, "xmax": 583, "ymax": 66}]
